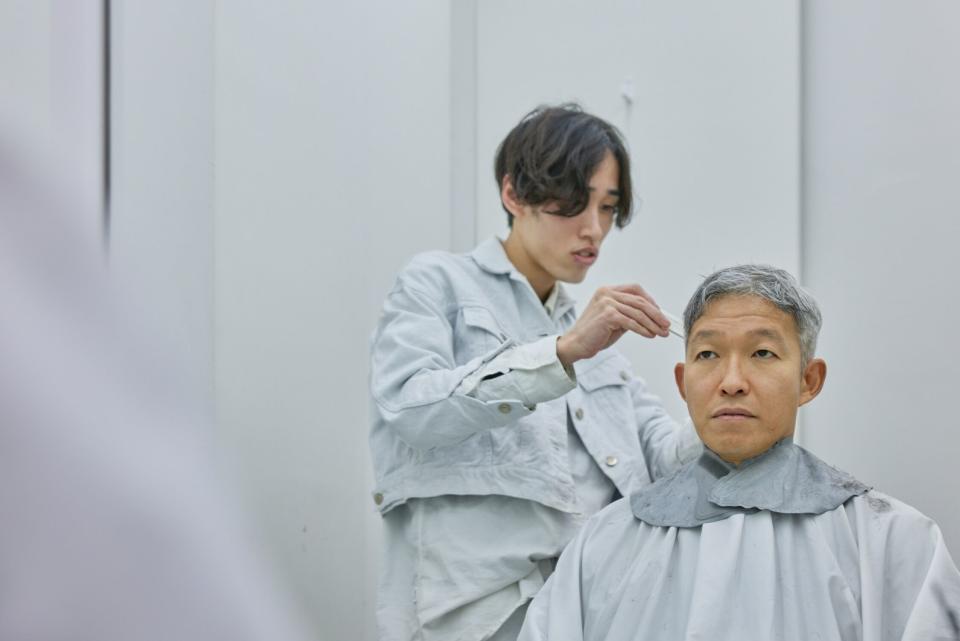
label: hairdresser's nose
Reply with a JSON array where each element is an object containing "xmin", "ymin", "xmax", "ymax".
[{"xmin": 579, "ymin": 205, "xmax": 604, "ymax": 243}]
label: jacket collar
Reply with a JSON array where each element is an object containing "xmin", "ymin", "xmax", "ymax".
[
  {"xmin": 470, "ymin": 237, "xmax": 577, "ymax": 318},
  {"xmin": 470, "ymin": 236, "xmax": 515, "ymax": 276}
]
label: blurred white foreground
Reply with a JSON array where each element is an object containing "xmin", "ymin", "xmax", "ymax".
[{"xmin": 0, "ymin": 141, "xmax": 310, "ymax": 640}]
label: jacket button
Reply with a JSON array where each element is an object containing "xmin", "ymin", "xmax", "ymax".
[
  {"xmin": 605, "ymin": 456, "xmax": 619, "ymax": 467},
  {"xmin": 498, "ymin": 403, "xmax": 512, "ymax": 414},
  {"xmin": 574, "ymin": 408, "xmax": 584, "ymax": 420},
  {"xmin": 373, "ymin": 493, "xmax": 384, "ymax": 506},
  {"xmin": 620, "ymin": 370, "xmax": 630, "ymax": 381}
]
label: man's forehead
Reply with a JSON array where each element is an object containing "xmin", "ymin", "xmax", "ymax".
[
  {"xmin": 690, "ymin": 295, "xmax": 799, "ymax": 342},
  {"xmin": 690, "ymin": 325, "xmax": 789, "ymax": 344}
]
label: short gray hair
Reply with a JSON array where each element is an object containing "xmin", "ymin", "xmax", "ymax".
[{"xmin": 683, "ymin": 264, "xmax": 822, "ymax": 367}]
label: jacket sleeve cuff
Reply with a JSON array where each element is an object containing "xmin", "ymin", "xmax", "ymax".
[{"xmin": 455, "ymin": 335, "xmax": 575, "ymax": 407}]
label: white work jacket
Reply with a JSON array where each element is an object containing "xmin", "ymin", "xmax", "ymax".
[{"xmin": 369, "ymin": 237, "xmax": 696, "ymax": 515}]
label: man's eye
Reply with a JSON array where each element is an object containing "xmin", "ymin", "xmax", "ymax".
[
  {"xmin": 695, "ymin": 350, "xmax": 717, "ymax": 360},
  {"xmin": 754, "ymin": 349, "xmax": 777, "ymax": 359}
]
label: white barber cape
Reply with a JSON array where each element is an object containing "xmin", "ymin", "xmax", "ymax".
[{"xmin": 519, "ymin": 441, "xmax": 960, "ymax": 641}]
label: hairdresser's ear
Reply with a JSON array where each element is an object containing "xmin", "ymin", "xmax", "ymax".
[{"xmin": 500, "ymin": 175, "xmax": 527, "ymax": 220}]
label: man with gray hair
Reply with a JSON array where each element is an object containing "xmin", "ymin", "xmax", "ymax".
[{"xmin": 518, "ymin": 264, "xmax": 960, "ymax": 641}]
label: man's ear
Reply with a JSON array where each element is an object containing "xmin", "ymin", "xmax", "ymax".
[
  {"xmin": 500, "ymin": 175, "xmax": 527, "ymax": 220},
  {"xmin": 674, "ymin": 362, "xmax": 687, "ymax": 401},
  {"xmin": 798, "ymin": 358, "xmax": 827, "ymax": 407}
]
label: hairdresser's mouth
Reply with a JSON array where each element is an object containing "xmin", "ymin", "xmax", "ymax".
[{"xmin": 572, "ymin": 247, "xmax": 598, "ymax": 266}]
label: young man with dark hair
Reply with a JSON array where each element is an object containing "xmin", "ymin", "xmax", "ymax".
[{"xmin": 369, "ymin": 104, "xmax": 699, "ymax": 641}]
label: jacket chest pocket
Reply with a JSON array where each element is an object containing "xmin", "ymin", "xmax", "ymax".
[
  {"xmin": 453, "ymin": 305, "xmax": 508, "ymax": 363},
  {"xmin": 574, "ymin": 355, "xmax": 643, "ymax": 494},
  {"xmin": 577, "ymin": 354, "xmax": 633, "ymax": 419},
  {"xmin": 575, "ymin": 353, "xmax": 641, "ymax": 467}
]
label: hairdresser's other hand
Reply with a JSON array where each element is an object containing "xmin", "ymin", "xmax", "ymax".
[{"xmin": 556, "ymin": 284, "xmax": 670, "ymax": 370}]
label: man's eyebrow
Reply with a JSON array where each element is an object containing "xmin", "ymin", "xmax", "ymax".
[{"xmin": 690, "ymin": 329, "xmax": 721, "ymax": 342}]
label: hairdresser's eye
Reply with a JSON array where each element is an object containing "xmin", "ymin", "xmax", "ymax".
[
  {"xmin": 540, "ymin": 201, "xmax": 570, "ymax": 217},
  {"xmin": 601, "ymin": 204, "xmax": 619, "ymax": 216},
  {"xmin": 695, "ymin": 350, "xmax": 717, "ymax": 361}
]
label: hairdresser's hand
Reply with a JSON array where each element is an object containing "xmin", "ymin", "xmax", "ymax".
[{"xmin": 556, "ymin": 284, "xmax": 670, "ymax": 370}]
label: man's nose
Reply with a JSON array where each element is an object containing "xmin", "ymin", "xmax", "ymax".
[{"xmin": 719, "ymin": 358, "xmax": 749, "ymax": 396}]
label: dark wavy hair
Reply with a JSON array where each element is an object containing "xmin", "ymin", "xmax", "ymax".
[{"xmin": 494, "ymin": 103, "xmax": 633, "ymax": 228}]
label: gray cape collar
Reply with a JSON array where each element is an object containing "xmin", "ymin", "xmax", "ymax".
[{"xmin": 630, "ymin": 438, "xmax": 870, "ymax": 528}]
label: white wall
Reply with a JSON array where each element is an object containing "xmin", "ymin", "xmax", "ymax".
[
  {"xmin": 475, "ymin": 1, "xmax": 801, "ymax": 420},
  {"xmin": 213, "ymin": 2, "xmax": 452, "ymax": 638},
  {"xmin": 802, "ymin": 0, "xmax": 960, "ymax": 555},
  {"xmin": 109, "ymin": 2, "xmax": 214, "ymax": 415},
  {"xmin": 0, "ymin": 0, "xmax": 102, "ymax": 238},
  {"xmin": 0, "ymin": 1, "xmax": 53, "ymax": 156}
]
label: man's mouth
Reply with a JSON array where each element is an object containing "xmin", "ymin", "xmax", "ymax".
[{"xmin": 712, "ymin": 408, "xmax": 756, "ymax": 419}]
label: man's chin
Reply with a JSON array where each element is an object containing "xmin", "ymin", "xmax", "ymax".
[
  {"xmin": 710, "ymin": 441, "xmax": 783, "ymax": 466},
  {"xmin": 703, "ymin": 435, "xmax": 761, "ymax": 464}
]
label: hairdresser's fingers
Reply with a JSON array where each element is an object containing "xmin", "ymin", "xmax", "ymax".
[
  {"xmin": 611, "ymin": 283, "xmax": 659, "ymax": 307},
  {"xmin": 610, "ymin": 299, "xmax": 661, "ymax": 338},
  {"xmin": 608, "ymin": 291, "xmax": 670, "ymax": 335}
]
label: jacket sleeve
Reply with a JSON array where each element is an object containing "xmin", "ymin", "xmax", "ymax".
[
  {"xmin": 629, "ymin": 376, "xmax": 702, "ymax": 480},
  {"xmin": 459, "ymin": 335, "xmax": 576, "ymax": 407},
  {"xmin": 370, "ymin": 278, "xmax": 538, "ymax": 449}
]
